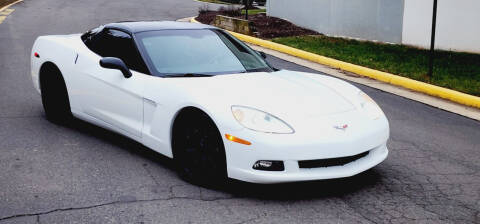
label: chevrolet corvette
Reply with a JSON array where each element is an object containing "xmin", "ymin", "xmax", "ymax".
[{"xmin": 31, "ymin": 21, "xmax": 389, "ymax": 184}]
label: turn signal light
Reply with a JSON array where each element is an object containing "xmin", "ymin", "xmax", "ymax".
[{"xmin": 225, "ymin": 134, "xmax": 251, "ymax": 145}]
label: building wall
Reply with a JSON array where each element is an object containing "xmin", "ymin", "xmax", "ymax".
[
  {"xmin": 268, "ymin": 0, "xmax": 480, "ymax": 53},
  {"xmin": 402, "ymin": 0, "xmax": 480, "ymax": 53},
  {"xmin": 267, "ymin": 0, "xmax": 405, "ymax": 43}
]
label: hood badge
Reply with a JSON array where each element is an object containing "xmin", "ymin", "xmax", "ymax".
[{"xmin": 334, "ymin": 124, "xmax": 349, "ymax": 131}]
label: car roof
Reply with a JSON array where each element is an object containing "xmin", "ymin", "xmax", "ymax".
[{"xmin": 104, "ymin": 21, "xmax": 217, "ymax": 34}]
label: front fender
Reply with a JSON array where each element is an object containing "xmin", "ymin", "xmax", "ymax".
[{"xmin": 141, "ymin": 77, "xmax": 244, "ymax": 158}]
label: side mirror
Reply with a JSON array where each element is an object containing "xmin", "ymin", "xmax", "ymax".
[
  {"xmin": 257, "ymin": 51, "xmax": 267, "ymax": 59},
  {"xmin": 99, "ymin": 57, "xmax": 132, "ymax": 78}
]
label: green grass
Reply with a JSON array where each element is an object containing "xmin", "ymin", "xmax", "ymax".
[
  {"xmin": 272, "ymin": 35, "xmax": 480, "ymax": 96},
  {"xmin": 242, "ymin": 9, "xmax": 266, "ymax": 15}
]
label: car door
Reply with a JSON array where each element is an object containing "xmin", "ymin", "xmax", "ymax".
[{"xmin": 73, "ymin": 28, "xmax": 149, "ymax": 139}]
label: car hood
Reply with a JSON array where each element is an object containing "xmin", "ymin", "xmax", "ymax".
[{"xmin": 199, "ymin": 70, "xmax": 359, "ymax": 121}]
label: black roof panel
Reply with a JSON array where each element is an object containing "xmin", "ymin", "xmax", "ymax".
[{"xmin": 104, "ymin": 21, "xmax": 216, "ymax": 33}]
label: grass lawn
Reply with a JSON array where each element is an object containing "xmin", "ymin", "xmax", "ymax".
[
  {"xmin": 273, "ymin": 36, "xmax": 480, "ymax": 96},
  {"xmin": 242, "ymin": 9, "xmax": 266, "ymax": 15}
]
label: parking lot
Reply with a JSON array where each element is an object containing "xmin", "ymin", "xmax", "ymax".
[{"xmin": 0, "ymin": 0, "xmax": 479, "ymax": 223}]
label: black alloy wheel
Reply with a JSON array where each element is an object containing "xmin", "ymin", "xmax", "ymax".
[
  {"xmin": 173, "ymin": 111, "xmax": 227, "ymax": 187},
  {"xmin": 40, "ymin": 65, "xmax": 72, "ymax": 124}
]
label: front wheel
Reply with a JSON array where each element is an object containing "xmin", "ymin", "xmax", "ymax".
[
  {"xmin": 40, "ymin": 65, "xmax": 72, "ymax": 124},
  {"xmin": 172, "ymin": 111, "xmax": 227, "ymax": 187}
]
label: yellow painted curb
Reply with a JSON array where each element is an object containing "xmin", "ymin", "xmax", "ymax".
[
  {"xmin": 0, "ymin": 0, "xmax": 22, "ymax": 12},
  {"xmin": 191, "ymin": 17, "xmax": 480, "ymax": 109}
]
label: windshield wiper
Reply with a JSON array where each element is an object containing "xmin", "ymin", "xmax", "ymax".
[{"xmin": 163, "ymin": 73, "xmax": 214, "ymax": 78}]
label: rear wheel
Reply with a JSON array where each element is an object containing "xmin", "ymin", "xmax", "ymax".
[
  {"xmin": 172, "ymin": 110, "xmax": 227, "ymax": 187},
  {"xmin": 40, "ymin": 64, "xmax": 72, "ymax": 124}
]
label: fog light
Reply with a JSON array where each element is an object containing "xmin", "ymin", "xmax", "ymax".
[{"xmin": 252, "ymin": 160, "xmax": 284, "ymax": 171}]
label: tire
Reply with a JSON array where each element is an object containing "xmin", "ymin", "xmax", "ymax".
[
  {"xmin": 172, "ymin": 110, "xmax": 228, "ymax": 187},
  {"xmin": 40, "ymin": 65, "xmax": 72, "ymax": 124}
]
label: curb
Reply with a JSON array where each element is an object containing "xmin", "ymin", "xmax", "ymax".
[{"xmin": 190, "ymin": 17, "xmax": 480, "ymax": 110}]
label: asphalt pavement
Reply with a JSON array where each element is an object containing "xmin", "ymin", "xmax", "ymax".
[{"xmin": 0, "ymin": 0, "xmax": 479, "ymax": 223}]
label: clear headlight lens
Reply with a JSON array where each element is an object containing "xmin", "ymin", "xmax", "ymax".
[
  {"xmin": 231, "ymin": 106, "xmax": 294, "ymax": 134},
  {"xmin": 358, "ymin": 91, "xmax": 383, "ymax": 120}
]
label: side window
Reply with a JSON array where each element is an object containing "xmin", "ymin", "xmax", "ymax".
[
  {"xmin": 82, "ymin": 28, "xmax": 149, "ymax": 74},
  {"xmin": 81, "ymin": 26, "xmax": 104, "ymax": 52}
]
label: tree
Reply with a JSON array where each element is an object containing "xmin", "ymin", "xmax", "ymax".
[{"xmin": 242, "ymin": 0, "xmax": 254, "ymax": 9}]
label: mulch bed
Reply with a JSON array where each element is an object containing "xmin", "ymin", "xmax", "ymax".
[
  {"xmin": 196, "ymin": 11, "xmax": 319, "ymax": 39},
  {"xmin": 0, "ymin": 0, "xmax": 18, "ymax": 9},
  {"xmin": 196, "ymin": 11, "xmax": 223, "ymax": 25}
]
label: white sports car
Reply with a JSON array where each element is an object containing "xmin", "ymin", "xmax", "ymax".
[{"xmin": 31, "ymin": 21, "xmax": 389, "ymax": 184}]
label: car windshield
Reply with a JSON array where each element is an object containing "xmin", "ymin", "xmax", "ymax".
[{"xmin": 135, "ymin": 29, "xmax": 273, "ymax": 77}]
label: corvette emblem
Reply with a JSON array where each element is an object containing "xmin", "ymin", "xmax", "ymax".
[{"xmin": 334, "ymin": 124, "xmax": 349, "ymax": 130}]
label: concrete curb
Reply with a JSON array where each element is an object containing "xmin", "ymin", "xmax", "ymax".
[{"xmin": 190, "ymin": 17, "xmax": 480, "ymax": 110}]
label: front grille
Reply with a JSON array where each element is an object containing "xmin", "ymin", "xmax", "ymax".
[{"xmin": 298, "ymin": 151, "xmax": 370, "ymax": 168}]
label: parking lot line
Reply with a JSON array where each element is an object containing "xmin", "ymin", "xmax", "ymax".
[
  {"xmin": 0, "ymin": 8, "xmax": 14, "ymax": 15},
  {"xmin": 0, "ymin": 9, "xmax": 14, "ymax": 24}
]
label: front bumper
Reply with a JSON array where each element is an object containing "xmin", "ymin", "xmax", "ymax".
[
  {"xmin": 223, "ymin": 115, "xmax": 390, "ymax": 184},
  {"xmin": 227, "ymin": 143, "xmax": 388, "ymax": 184}
]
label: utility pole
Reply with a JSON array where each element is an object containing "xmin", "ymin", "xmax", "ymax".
[
  {"xmin": 428, "ymin": 0, "xmax": 438, "ymax": 78},
  {"xmin": 245, "ymin": 0, "xmax": 248, "ymax": 20}
]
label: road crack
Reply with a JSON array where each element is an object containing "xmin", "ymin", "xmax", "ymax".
[
  {"xmin": 0, "ymin": 196, "xmax": 235, "ymax": 222},
  {"xmin": 141, "ymin": 163, "xmax": 162, "ymax": 187}
]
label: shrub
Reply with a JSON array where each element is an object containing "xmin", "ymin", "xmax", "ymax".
[
  {"xmin": 199, "ymin": 4, "xmax": 210, "ymax": 14},
  {"xmin": 218, "ymin": 5, "xmax": 242, "ymax": 17},
  {"xmin": 255, "ymin": 0, "xmax": 266, "ymax": 6},
  {"xmin": 222, "ymin": 0, "xmax": 242, "ymax": 3}
]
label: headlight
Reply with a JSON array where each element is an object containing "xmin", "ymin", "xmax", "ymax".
[
  {"xmin": 231, "ymin": 106, "xmax": 294, "ymax": 134},
  {"xmin": 358, "ymin": 91, "xmax": 383, "ymax": 120}
]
